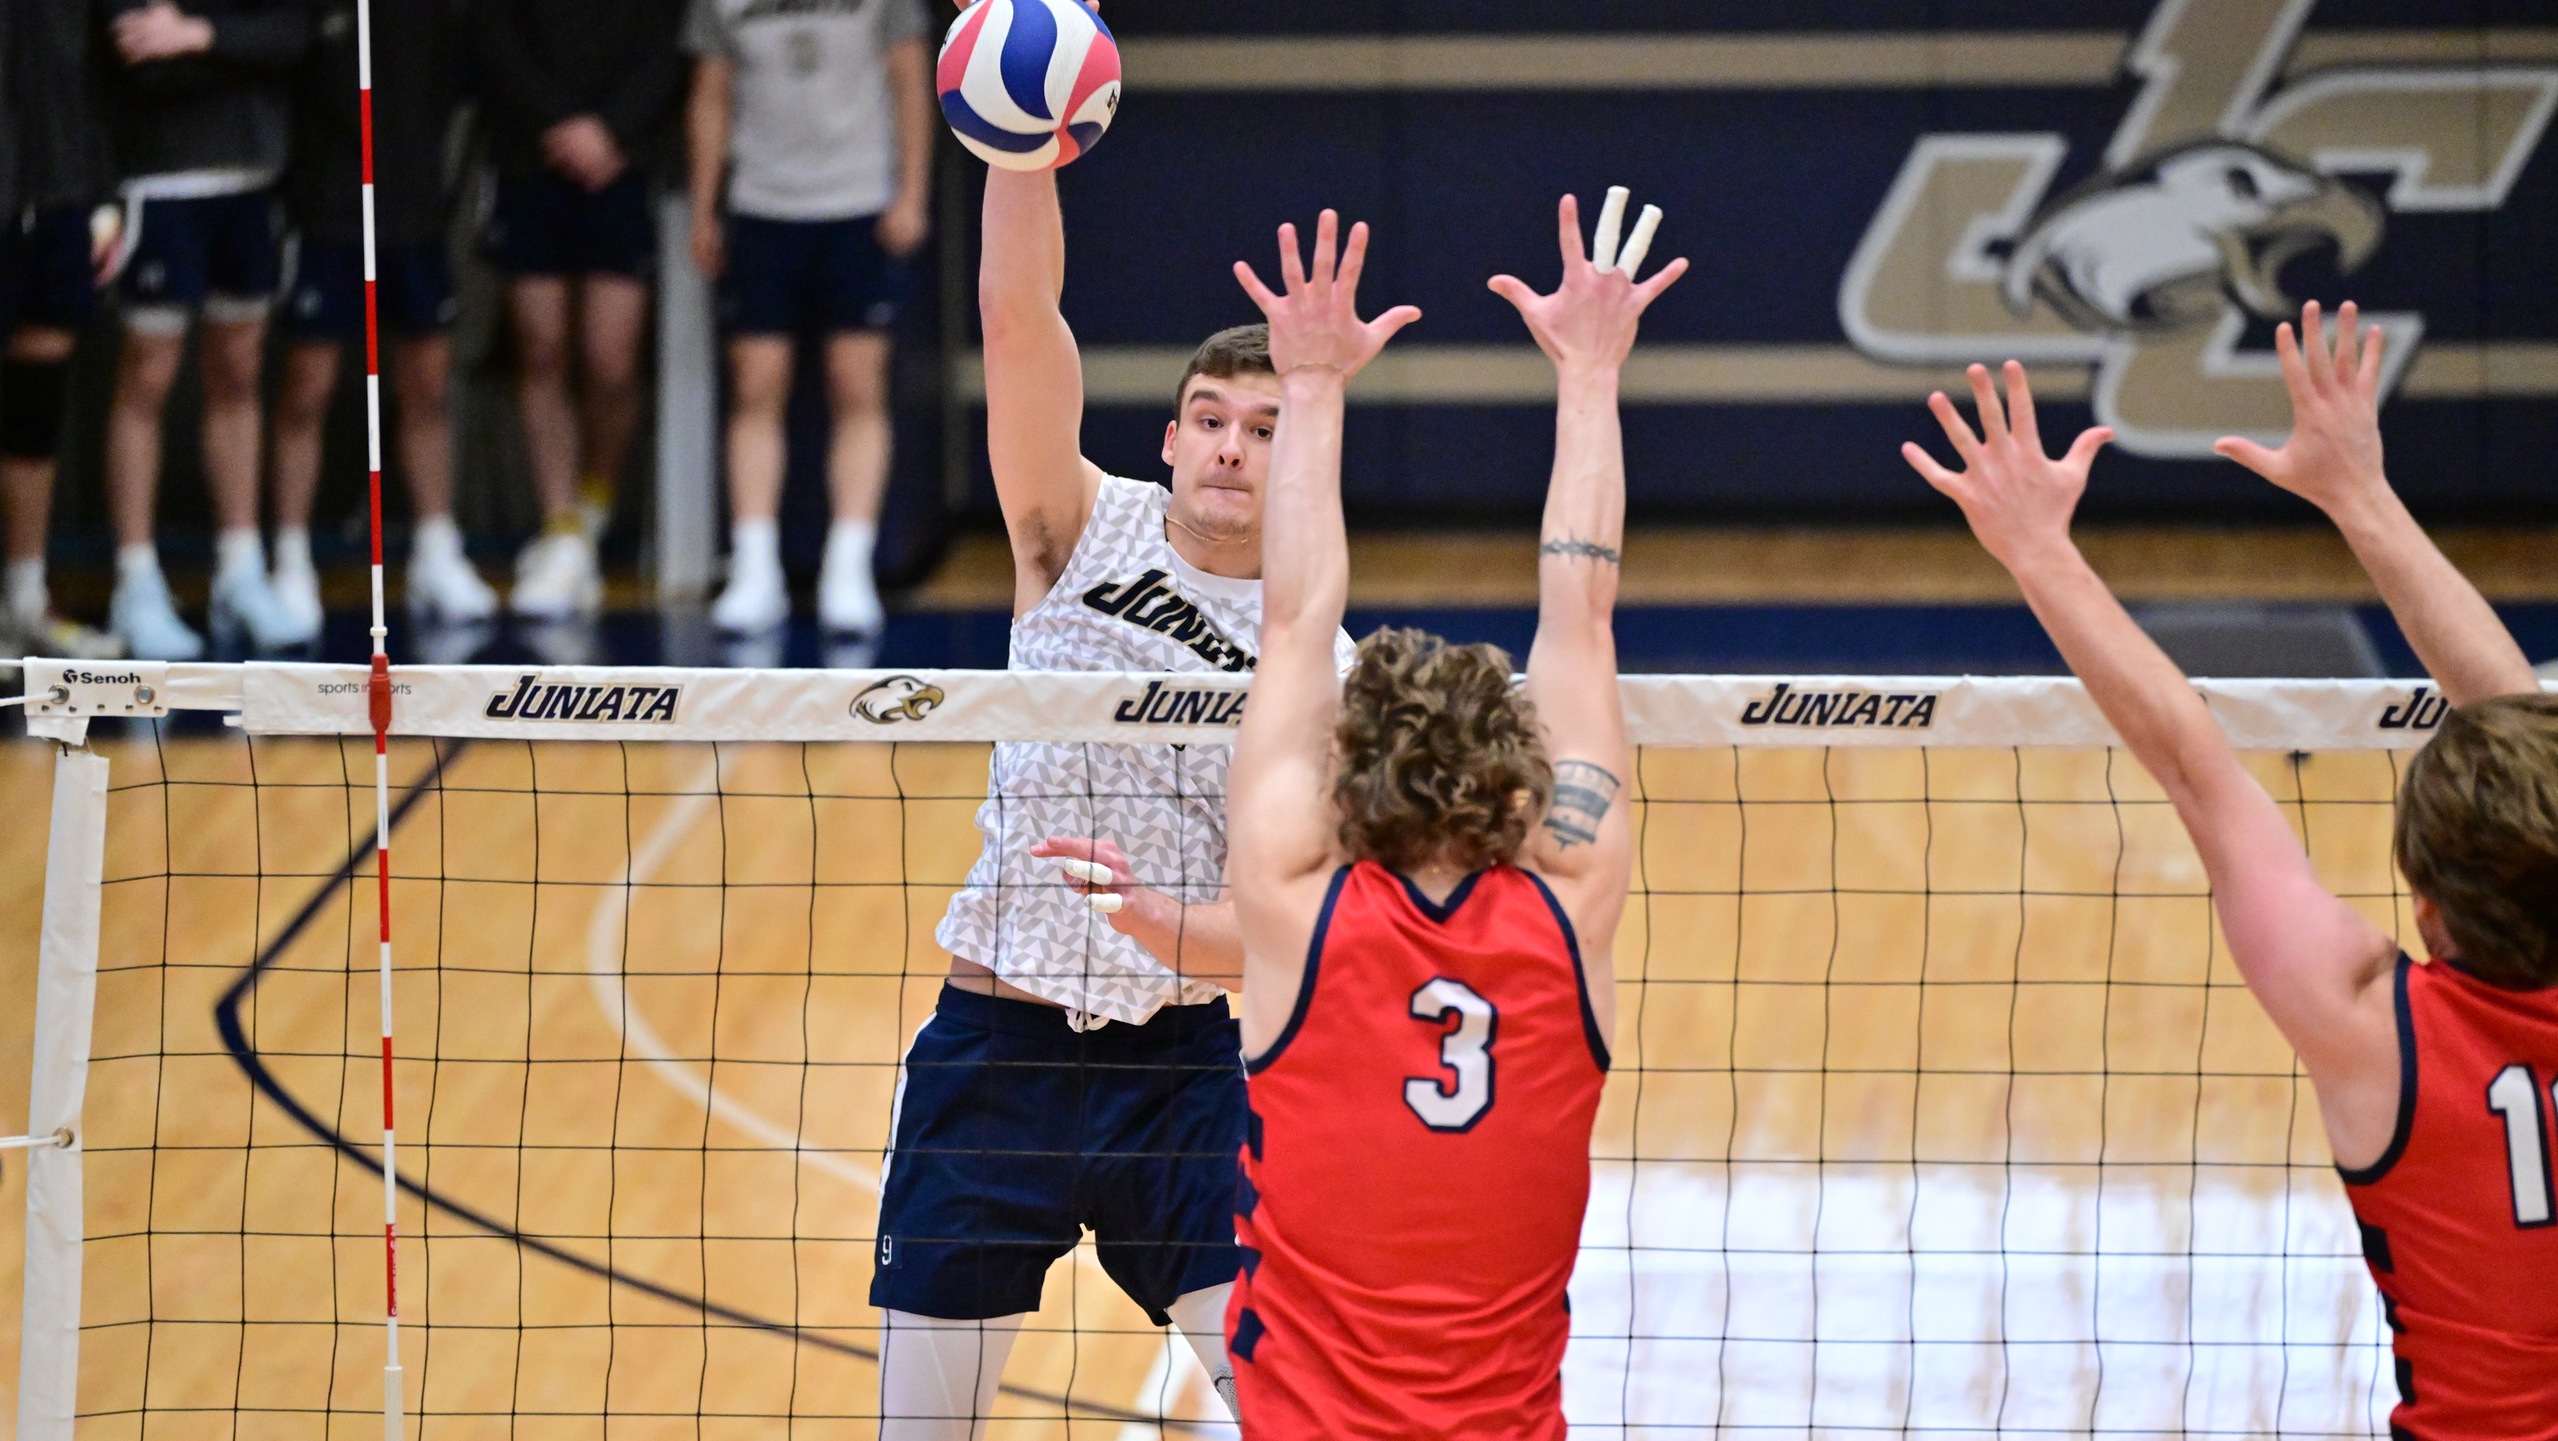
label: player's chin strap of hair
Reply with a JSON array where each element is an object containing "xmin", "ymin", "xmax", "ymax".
[{"xmin": 0, "ymin": 356, "xmax": 73, "ymax": 461}]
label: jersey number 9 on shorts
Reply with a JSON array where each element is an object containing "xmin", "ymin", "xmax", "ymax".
[{"xmin": 1407, "ymin": 978, "xmax": 1498, "ymax": 1132}]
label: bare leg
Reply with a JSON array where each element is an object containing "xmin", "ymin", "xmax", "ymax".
[
  {"xmin": 824, "ymin": 331, "xmax": 893, "ymax": 527},
  {"xmin": 725, "ymin": 335, "xmax": 792, "ymax": 523},
  {"xmin": 1165, "ymin": 1282, "xmax": 1240, "ymax": 1420},
  {"xmin": 106, "ymin": 328, "xmax": 187, "ymax": 549},
  {"xmin": 575, "ymin": 273, "xmax": 649, "ymax": 520},
  {"xmin": 508, "ymin": 276, "xmax": 580, "ymax": 528},
  {"xmin": 391, "ymin": 332, "xmax": 456, "ymax": 519},
  {"xmin": 877, "ymin": 1311, "xmax": 1024, "ymax": 1441},
  {"xmin": 198, "ymin": 316, "xmax": 270, "ymax": 537},
  {"xmin": 269, "ymin": 341, "xmax": 344, "ymax": 534}
]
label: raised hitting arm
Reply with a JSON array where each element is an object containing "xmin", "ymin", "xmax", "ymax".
[
  {"xmin": 1226, "ymin": 211, "xmax": 1419, "ymax": 902},
  {"xmin": 2214, "ymin": 301, "xmax": 2537, "ymax": 707},
  {"xmin": 1905, "ymin": 362, "xmax": 2405, "ymax": 1169},
  {"xmin": 1492, "ymin": 194, "xmax": 1685, "ymax": 921}
]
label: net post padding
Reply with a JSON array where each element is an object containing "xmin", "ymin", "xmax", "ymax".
[{"xmin": 15, "ymin": 746, "xmax": 109, "ymax": 1441}]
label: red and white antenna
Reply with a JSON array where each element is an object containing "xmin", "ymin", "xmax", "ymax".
[{"xmin": 352, "ymin": 0, "xmax": 404, "ymax": 1433}]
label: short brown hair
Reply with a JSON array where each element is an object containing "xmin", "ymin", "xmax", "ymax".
[
  {"xmin": 2396, "ymin": 693, "xmax": 2558, "ymax": 989},
  {"xmin": 1175, "ymin": 325, "xmax": 1273, "ymax": 411},
  {"xmin": 1332, "ymin": 628, "xmax": 1552, "ymax": 874}
]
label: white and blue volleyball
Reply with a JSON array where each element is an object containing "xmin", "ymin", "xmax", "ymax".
[{"xmin": 939, "ymin": 0, "xmax": 1121, "ymax": 172}]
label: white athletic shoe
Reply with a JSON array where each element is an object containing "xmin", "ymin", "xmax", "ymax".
[
  {"xmin": 270, "ymin": 563, "xmax": 326, "ymax": 645},
  {"xmin": 213, "ymin": 566, "xmax": 321, "ymax": 651},
  {"xmin": 408, "ymin": 544, "xmax": 499, "ymax": 624},
  {"xmin": 1, "ymin": 607, "xmax": 126, "ymax": 661},
  {"xmin": 110, "ymin": 567, "xmax": 206, "ymax": 661},
  {"xmin": 509, "ymin": 533, "xmax": 601, "ymax": 619},
  {"xmin": 816, "ymin": 556, "xmax": 884, "ymax": 637},
  {"xmin": 710, "ymin": 563, "xmax": 789, "ymax": 635}
]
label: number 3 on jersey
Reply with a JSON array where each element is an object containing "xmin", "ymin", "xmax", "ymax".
[
  {"xmin": 1406, "ymin": 978, "xmax": 1498, "ymax": 1131},
  {"xmin": 2487, "ymin": 1063, "xmax": 2558, "ymax": 1227}
]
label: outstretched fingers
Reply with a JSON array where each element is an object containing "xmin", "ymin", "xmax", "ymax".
[
  {"xmin": 1233, "ymin": 260, "xmax": 1281, "ymax": 315},
  {"xmin": 1335, "ymin": 219, "xmax": 1371, "ymax": 300},
  {"xmin": 2001, "ymin": 360, "xmax": 2041, "ymax": 451},
  {"xmin": 1635, "ymin": 255, "xmax": 1691, "ymax": 305},
  {"xmin": 1902, "ymin": 441, "xmax": 1965, "ymax": 497},
  {"xmin": 2301, "ymin": 300, "xmax": 2334, "ymax": 388},
  {"xmin": 2359, "ymin": 318, "xmax": 2386, "ymax": 397},
  {"xmin": 2061, "ymin": 426, "xmax": 2116, "ymax": 477},
  {"xmin": 1966, "ymin": 364, "xmax": 2010, "ymax": 449},
  {"xmin": 1309, "ymin": 209, "xmax": 1340, "ymax": 300},
  {"xmin": 1277, "ymin": 221, "xmax": 1308, "ymax": 294},
  {"xmin": 1928, "ymin": 390, "xmax": 1985, "ymax": 465},
  {"xmin": 1558, "ymin": 194, "xmax": 1587, "ymax": 270}
]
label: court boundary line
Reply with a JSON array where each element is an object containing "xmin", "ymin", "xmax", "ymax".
[{"xmin": 206, "ymin": 738, "xmax": 1213, "ymax": 1434}]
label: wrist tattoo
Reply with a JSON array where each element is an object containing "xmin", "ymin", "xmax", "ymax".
[
  {"xmin": 1541, "ymin": 760, "xmax": 1623, "ymax": 850},
  {"xmin": 1541, "ymin": 536, "xmax": 1622, "ymax": 566}
]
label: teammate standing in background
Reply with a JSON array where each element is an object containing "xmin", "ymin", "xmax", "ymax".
[
  {"xmin": 1220, "ymin": 198, "xmax": 1678, "ymax": 1438},
  {"xmin": 98, "ymin": 0, "xmax": 311, "ymax": 658},
  {"xmin": 0, "ymin": 0, "xmax": 123, "ymax": 658},
  {"xmin": 685, "ymin": 0, "xmax": 933, "ymax": 639},
  {"xmin": 1903, "ymin": 307, "xmax": 2558, "ymax": 1434},
  {"xmin": 266, "ymin": 0, "xmax": 494, "ymax": 632},
  {"xmin": 475, "ymin": 0, "xmax": 686, "ymax": 619}
]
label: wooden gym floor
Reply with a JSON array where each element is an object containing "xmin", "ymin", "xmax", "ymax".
[{"xmin": 0, "ymin": 730, "xmax": 2409, "ymax": 1437}]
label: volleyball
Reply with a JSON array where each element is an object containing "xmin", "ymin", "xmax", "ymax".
[{"xmin": 938, "ymin": 0, "xmax": 1122, "ymax": 172}]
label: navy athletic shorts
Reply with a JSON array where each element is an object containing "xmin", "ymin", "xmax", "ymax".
[
  {"xmin": 720, "ymin": 213, "xmax": 906, "ymax": 337},
  {"xmin": 870, "ymin": 984, "xmax": 1246, "ymax": 1325},
  {"xmin": 280, "ymin": 239, "xmax": 457, "ymax": 341},
  {"xmin": 482, "ymin": 170, "xmax": 653, "ymax": 279},
  {"xmin": 0, "ymin": 207, "xmax": 100, "ymax": 335},
  {"xmin": 119, "ymin": 190, "xmax": 283, "ymax": 317}
]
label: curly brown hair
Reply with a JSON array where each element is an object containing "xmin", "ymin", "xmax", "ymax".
[
  {"xmin": 2396, "ymin": 694, "xmax": 2558, "ymax": 990},
  {"xmin": 1332, "ymin": 628, "xmax": 1553, "ymax": 873}
]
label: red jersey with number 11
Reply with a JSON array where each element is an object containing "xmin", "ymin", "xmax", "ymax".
[
  {"xmin": 2339, "ymin": 955, "xmax": 2558, "ymax": 1438},
  {"xmin": 1229, "ymin": 861, "xmax": 1610, "ymax": 1440}
]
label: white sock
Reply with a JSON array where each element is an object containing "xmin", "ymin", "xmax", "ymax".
[
  {"xmin": 273, "ymin": 526, "xmax": 313, "ymax": 578},
  {"xmin": 214, "ymin": 527, "xmax": 266, "ymax": 583},
  {"xmin": 413, "ymin": 514, "xmax": 464, "ymax": 564},
  {"xmin": 6, "ymin": 557, "xmax": 47, "ymax": 623},
  {"xmin": 731, "ymin": 517, "xmax": 782, "ymax": 578},
  {"xmin": 1166, "ymin": 1283, "xmax": 1240, "ymax": 1420},
  {"xmin": 824, "ymin": 518, "xmax": 877, "ymax": 581},
  {"xmin": 117, "ymin": 542, "xmax": 164, "ymax": 585},
  {"xmin": 878, "ymin": 1310, "xmax": 1022, "ymax": 1441}
]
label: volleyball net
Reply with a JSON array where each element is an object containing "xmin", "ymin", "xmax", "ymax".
[{"xmin": 9, "ymin": 659, "xmax": 2436, "ymax": 1437}]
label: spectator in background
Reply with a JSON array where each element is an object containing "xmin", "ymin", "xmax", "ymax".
[
  {"xmin": 99, "ymin": 0, "xmax": 312, "ymax": 659},
  {"xmin": 475, "ymin": 0, "xmax": 686, "ymax": 619},
  {"xmin": 268, "ymin": 0, "xmax": 494, "ymax": 630},
  {"xmin": 1, "ymin": 0, "xmax": 123, "ymax": 658},
  {"xmin": 685, "ymin": 0, "xmax": 932, "ymax": 637}
]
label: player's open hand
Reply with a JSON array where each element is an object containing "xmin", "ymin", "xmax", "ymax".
[
  {"xmin": 2213, "ymin": 300, "xmax": 2390, "ymax": 517},
  {"xmin": 1233, "ymin": 210, "xmax": 1422, "ymax": 384},
  {"xmin": 1903, "ymin": 361, "xmax": 2113, "ymax": 571},
  {"xmin": 1490, "ymin": 192, "xmax": 1688, "ymax": 379}
]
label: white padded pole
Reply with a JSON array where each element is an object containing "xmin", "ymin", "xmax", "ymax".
[{"xmin": 16, "ymin": 747, "xmax": 109, "ymax": 1441}]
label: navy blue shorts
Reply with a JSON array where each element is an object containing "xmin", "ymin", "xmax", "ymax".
[
  {"xmin": 119, "ymin": 191, "xmax": 283, "ymax": 316},
  {"xmin": 871, "ymin": 985, "xmax": 1246, "ymax": 1324},
  {"xmin": 482, "ymin": 171, "xmax": 653, "ymax": 278},
  {"xmin": 720, "ymin": 213, "xmax": 906, "ymax": 336},
  {"xmin": 0, "ymin": 207, "xmax": 100, "ymax": 335},
  {"xmin": 280, "ymin": 239, "xmax": 457, "ymax": 341}
]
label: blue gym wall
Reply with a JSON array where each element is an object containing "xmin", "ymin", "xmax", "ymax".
[{"xmin": 955, "ymin": 0, "xmax": 2558, "ymax": 525}]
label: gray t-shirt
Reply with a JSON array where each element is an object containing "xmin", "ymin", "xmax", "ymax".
[{"xmin": 684, "ymin": 0, "xmax": 927, "ymax": 221}]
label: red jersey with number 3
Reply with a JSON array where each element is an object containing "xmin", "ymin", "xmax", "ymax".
[
  {"xmin": 1229, "ymin": 861, "xmax": 1609, "ymax": 1440},
  {"xmin": 2340, "ymin": 955, "xmax": 2558, "ymax": 1437}
]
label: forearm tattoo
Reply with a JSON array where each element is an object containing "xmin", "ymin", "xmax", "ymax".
[
  {"xmin": 1541, "ymin": 536, "xmax": 1622, "ymax": 566},
  {"xmin": 1542, "ymin": 760, "xmax": 1623, "ymax": 850}
]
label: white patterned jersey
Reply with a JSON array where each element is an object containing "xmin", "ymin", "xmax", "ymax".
[{"xmin": 935, "ymin": 475, "xmax": 1357, "ymax": 1027}]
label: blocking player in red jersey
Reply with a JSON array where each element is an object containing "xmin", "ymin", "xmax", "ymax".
[
  {"xmin": 1219, "ymin": 197, "xmax": 1685, "ymax": 1439},
  {"xmin": 1904, "ymin": 302, "xmax": 2558, "ymax": 1437}
]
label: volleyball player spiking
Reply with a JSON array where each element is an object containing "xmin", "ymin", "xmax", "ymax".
[
  {"xmin": 1220, "ymin": 197, "xmax": 1685, "ymax": 1437},
  {"xmin": 867, "ymin": 8, "xmax": 1355, "ymax": 1429},
  {"xmin": 1904, "ymin": 305, "xmax": 2558, "ymax": 1433}
]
